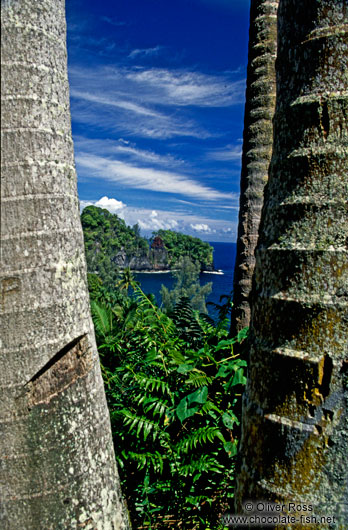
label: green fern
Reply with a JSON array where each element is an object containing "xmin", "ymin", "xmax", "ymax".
[
  {"xmin": 126, "ymin": 450, "xmax": 164, "ymax": 474},
  {"xmin": 175, "ymin": 427, "xmax": 225, "ymax": 454},
  {"xmin": 133, "ymin": 373, "xmax": 173, "ymax": 397},
  {"xmin": 90, "ymin": 299, "xmax": 113, "ymax": 338},
  {"xmin": 119, "ymin": 409, "xmax": 165, "ymax": 442},
  {"xmin": 185, "ymin": 370, "xmax": 213, "ymax": 387},
  {"xmin": 179, "ymin": 454, "xmax": 224, "ymax": 477},
  {"xmin": 89, "ymin": 274, "xmax": 247, "ymax": 529}
]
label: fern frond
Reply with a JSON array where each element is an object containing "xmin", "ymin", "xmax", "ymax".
[
  {"xmin": 133, "ymin": 373, "xmax": 172, "ymax": 398},
  {"xmin": 119, "ymin": 409, "xmax": 162, "ymax": 442},
  {"xmin": 126, "ymin": 450, "xmax": 164, "ymax": 474},
  {"xmin": 185, "ymin": 370, "xmax": 213, "ymax": 387},
  {"xmin": 178, "ymin": 454, "xmax": 224, "ymax": 477},
  {"xmin": 144, "ymin": 398, "xmax": 171, "ymax": 420},
  {"xmin": 172, "ymin": 296, "xmax": 203, "ymax": 344},
  {"xmin": 136, "ymin": 395, "xmax": 171, "ymax": 421},
  {"xmin": 169, "ymin": 349, "xmax": 187, "ymax": 365},
  {"xmin": 91, "ymin": 300, "xmax": 113, "ymax": 337},
  {"xmin": 200, "ymin": 400, "xmax": 222, "ymax": 415},
  {"xmin": 175, "ymin": 426, "xmax": 225, "ymax": 454},
  {"xmin": 196, "ymin": 314, "xmax": 216, "ymax": 337}
]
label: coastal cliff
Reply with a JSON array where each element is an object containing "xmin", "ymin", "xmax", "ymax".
[{"xmin": 110, "ymin": 245, "xmax": 170, "ymax": 272}]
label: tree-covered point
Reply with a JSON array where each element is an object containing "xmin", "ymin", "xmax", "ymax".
[
  {"xmin": 81, "ymin": 206, "xmax": 215, "ymax": 289},
  {"xmin": 151, "ymin": 229, "xmax": 213, "ymax": 269},
  {"xmin": 81, "ymin": 205, "xmax": 148, "ymax": 287},
  {"xmin": 82, "ymin": 205, "xmax": 148, "ymax": 254}
]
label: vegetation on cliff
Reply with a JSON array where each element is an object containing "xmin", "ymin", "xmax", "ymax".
[
  {"xmin": 150, "ymin": 229, "xmax": 213, "ymax": 270},
  {"xmin": 81, "ymin": 205, "xmax": 214, "ymax": 288},
  {"xmin": 89, "ymin": 273, "xmax": 247, "ymax": 529},
  {"xmin": 82, "ymin": 205, "xmax": 148, "ymax": 286}
]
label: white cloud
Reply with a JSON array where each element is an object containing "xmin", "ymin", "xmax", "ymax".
[
  {"xmin": 126, "ymin": 68, "xmax": 245, "ymax": 107},
  {"xmin": 207, "ymin": 144, "xmax": 242, "ymax": 161},
  {"xmin": 190, "ymin": 223, "xmax": 214, "ymax": 233},
  {"xmin": 101, "ymin": 16, "xmax": 126, "ymax": 27},
  {"xmin": 95, "ymin": 196, "xmax": 126, "ymax": 213},
  {"xmin": 215, "ymin": 205, "xmax": 239, "ymax": 210},
  {"xmin": 129, "ymin": 46, "xmax": 165, "ymax": 59},
  {"xmin": 70, "ymin": 89, "xmax": 162, "ymax": 118},
  {"xmin": 75, "ymin": 152, "xmax": 235, "ymax": 201},
  {"xmin": 80, "ymin": 199, "xmax": 95, "ymax": 210},
  {"xmin": 73, "ymin": 136, "xmax": 183, "ymax": 168},
  {"xmin": 115, "ymin": 144, "xmax": 185, "ymax": 167},
  {"xmin": 71, "ymin": 93, "xmax": 209, "ymax": 140},
  {"xmin": 138, "ymin": 217, "xmax": 179, "ymax": 231},
  {"xmin": 80, "ymin": 199, "xmax": 237, "ymax": 240},
  {"xmin": 69, "ymin": 65, "xmax": 244, "ymax": 139}
]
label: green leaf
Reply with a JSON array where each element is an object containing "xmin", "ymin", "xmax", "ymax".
[
  {"xmin": 216, "ymin": 364, "xmax": 230, "ymax": 378},
  {"xmin": 176, "ymin": 397, "xmax": 199, "ymax": 422},
  {"xmin": 177, "ymin": 363, "xmax": 194, "ymax": 374},
  {"xmin": 224, "ymin": 441, "xmax": 238, "ymax": 457},
  {"xmin": 222, "ymin": 412, "xmax": 239, "ymax": 429},
  {"xmin": 187, "ymin": 385, "xmax": 208, "ymax": 405},
  {"xmin": 217, "ymin": 359, "xmax": 247, "ymax": 379},
  {"xmin": 214, "ymin": 338, "xmax": 237, "ymax": 351},
  {"xmin": 230, "ymin": 368, "xmax": 246, "ymax": 387},
  {"xmin": 200, "ymin": 401, "xmax": 222, "ymax": 416},
  {"xmin": 234, "ymin": 359, "xmax": 247, "ymax": 368},
  {"xmin": 237, "ymin": 327, "xmax": 249, "ymax": 342}
]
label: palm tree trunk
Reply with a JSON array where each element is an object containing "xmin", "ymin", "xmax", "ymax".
[
  {"xmin": 0, "ymin": 1, "xmax": 130, "ymax": 528},
  {"xmin": 231, "ymin": 0, "xmax": 278, "ymax": 336},
  {"xmin": 236, "ymin": 0, "xmax": 348, "ymax": 523}
]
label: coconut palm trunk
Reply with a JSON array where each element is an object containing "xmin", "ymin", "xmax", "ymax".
[
  {"xmin": 0, "ymin": 1, "xmax": 130, "ymax": 528},
  {"xmin": 236, "ymin": 0, "xmax": 348, "ymax": 524},
  {"xmin": 231, "ymin": 0, "xmax": 278, "ymax": 336}
]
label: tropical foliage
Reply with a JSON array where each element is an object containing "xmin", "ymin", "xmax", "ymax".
[
  {"xmin": 90, "ymin": 274, "xmax": 247, "ymax": 529},
  {"xmin": 160, "ymin": 256, "xmax": 212, "ymax": 314}
]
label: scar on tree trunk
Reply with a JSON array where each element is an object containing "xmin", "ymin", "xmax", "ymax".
[{"xmin": 25, "ymin": 335, "xmax": 93, "ymax": 409}]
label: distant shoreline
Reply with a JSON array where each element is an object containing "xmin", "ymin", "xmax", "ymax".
[
  {"xmin": 134, "ymin": 270, "xmax": 172, "ymax": 274},
  {"xmin": 133, "ymin": 268, "xmax": 224, "ymax": 275}
]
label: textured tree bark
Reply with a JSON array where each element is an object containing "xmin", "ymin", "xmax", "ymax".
[
  {"xmin": 236, "ymin": 0, "xmax": 348, "ymax": 525},
  {"xmin": 231, "ymin": 0, "xmax": 278, "ymax": 336},
  {"xmin": 0, "ymin": 1, "xmax": 130, "ymax": 528}
]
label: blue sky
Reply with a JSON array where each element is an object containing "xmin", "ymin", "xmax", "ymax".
[{"xmin": 66, "ymin": 0, "xmax": 250, "ymax": 241}]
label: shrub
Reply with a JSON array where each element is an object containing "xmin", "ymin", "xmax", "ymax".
[{"xmin": 91, "ymin": 279, "xmax": 248, "ymax": 529}]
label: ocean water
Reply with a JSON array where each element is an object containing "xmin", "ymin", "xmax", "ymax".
[{"xmin": 135, "ymin": 242, "xmax": 237, "ymax": 318}]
